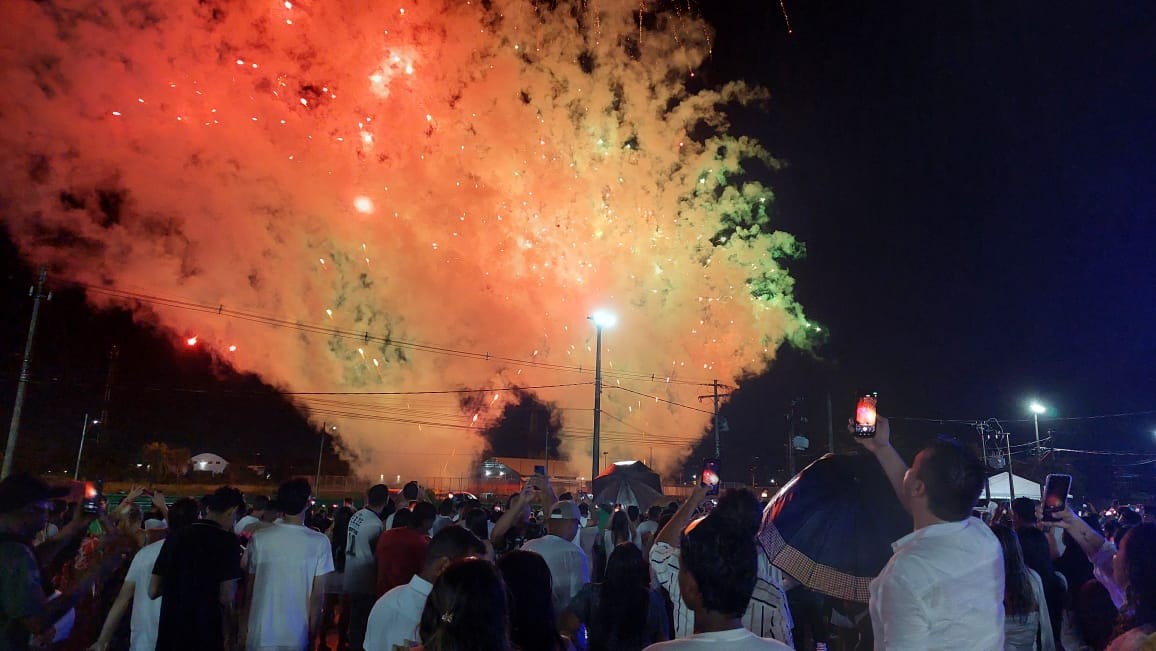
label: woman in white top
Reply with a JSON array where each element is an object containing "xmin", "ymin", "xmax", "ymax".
[
  {"xmin": 992, "ymin": 524, "xmax": 1056, "ymax": 651},
  {"xmin": 603, "ymin": 510, "xmax": 641, "ymax": 561}
]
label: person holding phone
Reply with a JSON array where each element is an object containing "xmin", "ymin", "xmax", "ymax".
[
  {"xmin": 0, "ymin": 473, "xmax": 129, "ymax": 651},
  {"xmin": 854, "ymin": 416, "xmax": 1005, "ymax": 650}
]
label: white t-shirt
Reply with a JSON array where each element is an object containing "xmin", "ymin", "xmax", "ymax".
[
  {"xmin": 868, "ymin": 517, "xmax": 1004, "ymax": 651},
  {"xmin": 234, "ymin": 514, "xmax": 261, "ymax": 535},
  {"xmin": 520, "ymin": 534, "xmax": 590, "ymax": 613},
  {"xmin": 125, "ymin": 540, "xmax": 164, "ymax": 651},
  {"xmin": 645, "ymin": 628, "xmax": 792, "ymax": 650},
  {"xmin": 343, "ymin": 508, "xmax": 384, "ymax": 595},
  {"xmin": 363, "ymin": 574, "xmax": 432, "ymax": 651},
  {"xmin": 649, "ymin": 542, "xmax": 792, "ymax": 644},
  {"xmin": 246, "ymin": 523, "xmax": 334, "ymax": 651},
  {"xmin": 638, "ymin": 520, "xmax": 659, "ymax": 540}
]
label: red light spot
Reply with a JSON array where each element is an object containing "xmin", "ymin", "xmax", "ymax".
[{"xmin": 186, "ymin": 336, "xmax": 198, "ymax": 346}]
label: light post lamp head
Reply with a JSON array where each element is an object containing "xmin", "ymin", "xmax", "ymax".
[
  {"xmin": 1030, "ymin": 402, "xmax": 1046, "ymax": 415},
  {"xmin": 589, "ymin": 310, "xmax": 617, "ymax": 329}
]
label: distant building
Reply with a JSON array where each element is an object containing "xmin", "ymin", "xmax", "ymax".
[{"xmin": 190, "ymin": 452, "xmax": 229, "ymax": 475}]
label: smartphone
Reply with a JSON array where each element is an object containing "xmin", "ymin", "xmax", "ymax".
[
  {"xmin": 533, "ymin": 465, "xmax": 546, "ymax": 476},
  {"xmin": 854, "ymin": 392, "xmax": 879, "ymax": 437},
  {"xmin": 700, "ymin": 458, "xmax": 721, "ymax": 496},
  {"xmin": 1041, "ymin": 474, "xmax": 1072, "ymax": 522},
  {"xmin": 82, "ymin": 480, "xmax": 103, "ymax": 514}
]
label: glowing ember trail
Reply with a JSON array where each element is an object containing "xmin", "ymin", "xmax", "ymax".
[{"xmin": 0, "ymin": 0, "xmax": 816, "ymax": 478}]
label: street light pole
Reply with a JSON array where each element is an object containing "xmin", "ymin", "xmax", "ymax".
[
  {"xmin": 1030, "ymin": 402, "xmax": 1046, "ymax": 474},
  {"xmin": 73, "ymin": 414, "xmax": 97, "ymax": 480},
  {"xmin": 589, "ymin": 311, "xmax": 616, "ymax": 483}
]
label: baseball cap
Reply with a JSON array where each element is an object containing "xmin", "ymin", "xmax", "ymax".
[
  {"xmin": 144, "ymin": 518, "xmax": 168, "ymax": 530},
  {"xmin": 0, "ymin": 473, "xmax": 70, "ymax": 514},
  {"xmin": 548, "ymin": 500, "xmax": 581, "ymax": 520}
]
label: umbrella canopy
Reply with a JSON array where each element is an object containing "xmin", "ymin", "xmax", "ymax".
[
  {"xmin": 591, "ymin": 461, "xmax": 664, "ymax": 509},
  {"xmin": 759, "ymin": 453, "xmax": 910, "ymax": 602}
]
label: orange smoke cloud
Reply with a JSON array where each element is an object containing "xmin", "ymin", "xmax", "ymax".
[{"xmin": 0, "ymin": 0, "xmax": 814, "ymax": 479}]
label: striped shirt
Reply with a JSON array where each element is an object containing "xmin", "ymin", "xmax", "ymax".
[{"xmin": 649, "ymin": 541, "xmax": 793, "ymax": 646}]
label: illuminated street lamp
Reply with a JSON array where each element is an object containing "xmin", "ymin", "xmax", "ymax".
[
  {"xmin": 588, "ymin": 310, "xmax": 616, "ymax": 482},
  {"xmin": 1029, "ymin": 402, "xmax": 1047, "ymax": 460}
]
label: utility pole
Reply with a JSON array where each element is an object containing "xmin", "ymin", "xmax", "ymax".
[
  {"xmin": 3, "ymin": 268, "xmax": 48, "ymax": 479},
  {"xmin": 697, "ymin": 380, "xmax": 731, "ymax": 458},
  {"xmin": 315, "ymin": 422, "xmax": 330, "ymax": 497},
  {"xmin": 785, "ymin": 397, "xmax": 805, "ymax": 478}
]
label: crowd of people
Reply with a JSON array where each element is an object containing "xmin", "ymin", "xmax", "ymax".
[{"xmin": 0, "ymin": 416, "xmax": 1151, "ymax": 650}]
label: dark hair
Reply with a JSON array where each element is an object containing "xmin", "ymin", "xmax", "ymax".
[
  {"xmin": 411, "ymin": 502, "xmax": 438, "ymax": 529},
  {"xmin": 464, "ymin": 507, "xmax": 490, "ymax": 541},
  {"xmin": 680, "ymin": 489, "xmax": 760, "ymax": 617},
  {"xmin": 203, "ymin": 486, "xmax": 245, "ymax": 514},
  {"xmin": 609, "ymin": 511, "xmax": 631, "ymax": 546},
  {"xmin": 276, "ymin": 478, "xmax": 312, "ymax": 516},
  {"xmin": 1117, "ymin": 523, "xmax": 1156, "ymax": 634},
  {"xmin": 250, "ymin": 495, "xmax": 270, "ymax": 511},
  {"xmin": 578, "ymin": 503, "xmax": 590, "ymax": 518},
  {"xmin": 1011, "ymin": 497, "xmax": 1038, "ymax": 525},
  {"xmin": 402, "ymin": 481, "xmax": 421, "ymax": 501},
  {"xmin": 647, "ymin": 505, "xmax": 662, "ymax": 520},
  {"xmin": 438, "ymin": 498, "xmax": 455, "ymax": 516},
  {"xmin": 591, "ymin": 542, "xmax": 651, "ymax": 650},
  {"xmin": 393, "ymin": 508, "xmax": 412, "ymax": 529},
  {"xmin": 991, "ymin": 525, "xmax": 1037, "ymax": 617},
  {"xmin": 168, "ymin": 498, "xmax": 200, "ymax": 530},
  {"xmin": 916, "ymin": 438, "xmax": 985, "ymax": 522},
  {"xmin": 426, "ymin": 526, "xmax": 486, "ymax": 569},
  {"xmin": 421, "ymin": 558, "xmax": 510, "ymax": 651},
  {"xmin": 627, "ymin": 505, "xmax": 640, "ymax": 522},
  {"xmin": 1120, "ymin": 508, "xmax": 1142, "ymax": 527},
  {"xmin": 367, "ymin": 484, "xmax": 390, "ymax": 507},
  {"xmin": 497, "ymin": 551, "xmax": 565, "ymax": 651},
  {"xmin": 558, "ymin": 492, "xmax": 573, "ymax": 502},
  {"xmin": 1077, "ymin": 579, "xmax": 1118, "ymax": 649},
  {"xmin": 1019, "ymin": 527, "xmax": 1066, "ymax": 639}
]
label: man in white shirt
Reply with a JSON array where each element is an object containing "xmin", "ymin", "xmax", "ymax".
[
  {"xmin": 243, "ymin": 479, "xmax": 334, "ymax": 651},
  {"xmin": 91, "ymin": 498, "xmax": 199, "ymax": 651},
  {"xmin": 363, "ymin": 526, "xmax": 486, "ymax": 651},
  {"xmin": 519, "ymin": 499, "xmax": 589, "ymax": 613},
  {"xmin": 638, "ymin": 505, "xmax": 662, "ymax": 549},
  {"xmin": 234, "ymin": 495, "xmax": 269, "ymax": 536},
  {"xmin": 857, "ymin": 416, "xmax": 1004, "ymax": 651},
  {"xmin": 645, "ymin": 489, "xmax": 791, "ymax": 651},
  {"xmin": 650, "ymin": 487, "xmax": 793, "ymax": 645},
  {"xmin": 343, "ymin": 484, "xmax": 391, "ymax": 651}
]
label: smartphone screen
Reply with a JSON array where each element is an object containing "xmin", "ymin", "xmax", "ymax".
[
  {"xmin": 700, "ymin": 458, "xmax": 721, "ymax": 496},
  {"xmin": 82, "ymin": 480, "xmax": 103, "ymax": 514},
  {"xmin": 854, "ymin": 392, "xmax": 879, "ymax": 437},
  {"xmin": 1041, "ymin": 474, "xmax": 1072, "ymax": 522}
]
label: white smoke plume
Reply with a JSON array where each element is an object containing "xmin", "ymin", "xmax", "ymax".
[{"xmin": 0, "ymin": 0, "xmax": 815, "ymax": 480}]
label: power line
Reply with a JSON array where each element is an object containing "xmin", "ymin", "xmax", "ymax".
[
  {"xmin": 609, "ymin": 385, "xmax": 716, "ymax": 415},
  {"xmin": 66, "ymin": 281, "xmax": 718, "ymax": 387}
]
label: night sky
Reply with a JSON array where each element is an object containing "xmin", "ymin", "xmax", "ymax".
[{"xmin": 1, "ymin": 1, "xmax": 1153, "ymax": 496}]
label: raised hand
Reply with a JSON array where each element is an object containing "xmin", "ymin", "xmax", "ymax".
[{"xmin": 851, "ymin": 415, "xmax": 892, "ymax": 452}]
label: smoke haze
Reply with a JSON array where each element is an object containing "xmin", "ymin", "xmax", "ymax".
[{"xmin": 0, "ymin": 0, "xmax": 814, "ymax": 479}]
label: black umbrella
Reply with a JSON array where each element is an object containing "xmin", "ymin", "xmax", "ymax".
[{"xmin": 759, "ymin": 452, "xmax": 910, "ymax": 602}]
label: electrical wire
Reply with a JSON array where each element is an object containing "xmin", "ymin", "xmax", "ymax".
[{"xmin": 66, "ymin": 281, "xmax": 720, "ymax": 387}]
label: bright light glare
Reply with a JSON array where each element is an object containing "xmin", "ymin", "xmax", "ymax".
[
  {"xmin": 1030, "ymin": 402, "xmax": 1046, "ymax": 414},
  {"xmin": 353, "ymin": 196, "xmax": 375, "ymax": 214},
  {"xmin": 186, "ymin": 336, "xmax": 198, "ymax": 346},
  {"xmin": 590, "ymin": 310, "xmax": 617, "ymax": 328}
]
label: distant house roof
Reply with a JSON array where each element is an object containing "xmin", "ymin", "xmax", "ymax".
[{"xmin": 190, "ymin": 452, "xmax": 229, "ymax": 472}]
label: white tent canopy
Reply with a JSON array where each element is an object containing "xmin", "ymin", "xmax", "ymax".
[{"xmin": 984, "ymin": 473, "xmax": 1041, "ymax": 501}]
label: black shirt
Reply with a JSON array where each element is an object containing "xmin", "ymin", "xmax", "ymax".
[{"xmin": 153, "ymin": 520, "xmax": 243, "ymax": 651}]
